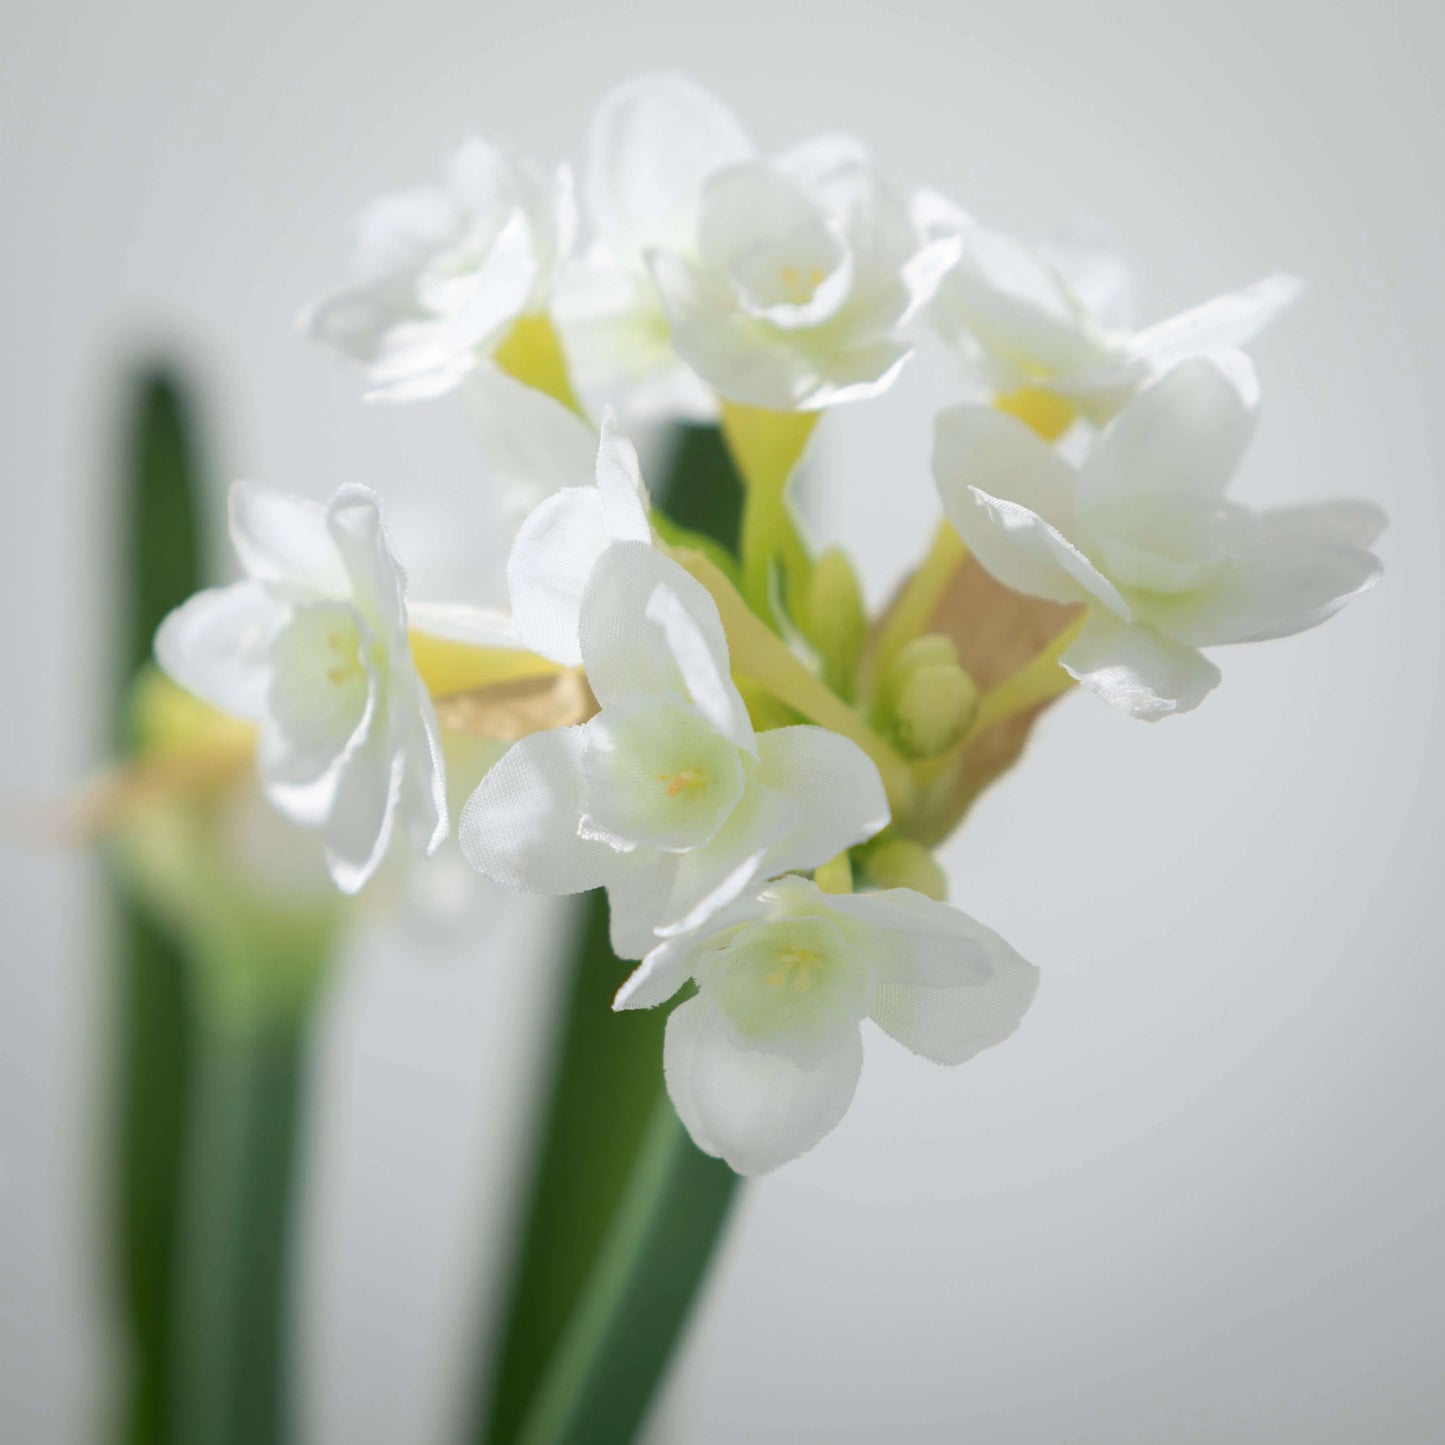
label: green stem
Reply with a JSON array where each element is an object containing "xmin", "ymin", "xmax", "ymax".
[
  {"xmin": 169, "ymin": 998, "xmax": 310, "ymax": 1445},
  {"xmin": 720, "ymin": 402, "xmax": 817, "ymax": 628},
  {"xmin": 513, "ymin": 1101, "xmax": 738, "ymax": 1445}
]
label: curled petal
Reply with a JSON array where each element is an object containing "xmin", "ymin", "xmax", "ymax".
[
  {"xmin": 594, "ymin": 411, "xmax": 653, "ymax": 543},
  {"xmin": 507, "ymin": 488, "xmax": 612, "ymax": 665},
  {"xmin": 579, "ymin": 544, "xmax": 750, "ymax": 749},
  {"xmin": 229, "ymin": 482, "xmax": 346, "ymax": 594},
  {"xmin": 327, "ymin": 484, "xmax": 409, "ymax": 641},
  {"xmin": 1060, "ymin": 611, "xmax": 1220, "ymax": 720},
  {"xmin": 153, "ymin": 582, "xmax": 279, "ymax": 719},
  {"xmin": 322, "ymin": 708, "xmax": 406, "ymax": 894}
]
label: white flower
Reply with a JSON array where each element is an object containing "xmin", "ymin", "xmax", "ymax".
[
  {"xmin": 302, "ymin": 137, "xmax": 576, "ymax": 401},
  {"xmin": 555, "ymin": 72, "xmax": 753, "ymax": 420},
  {"xmin": 933, "ymin": 353, "xmax": 1385, "ymax": 720},
  {"xmin": 917, "ymin": 196, "xmax": 1302, "ymax": 426},
  {"xmin": 460, "ymin": 529, "xmax": 889, "ymax": 956},
  {"xmin": 155, "ymin": 483, "xmax": 447, "ymax": 892},
  {"xmin": 614, "ymin": 875, "xmax": 1037, "ymax": 1174},
  {"xmin": 647, "ymin": 135, "xmax": 960, "ymax": 412}
]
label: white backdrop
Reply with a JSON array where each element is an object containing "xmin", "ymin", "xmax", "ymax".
[{"xmin": 4, "ymin": 1, "xmax": 1443, "ymax": 1440}]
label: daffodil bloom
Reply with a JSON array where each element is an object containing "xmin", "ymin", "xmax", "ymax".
[
  {"xmin": 613, "ymin": 875, "xmax": 1037, "ymax": 1174},
  {"xmin": 461, "ymin": 532, "xmax": 890, "ymax": 956},
  {"xmin": 555, "ymin": 71, "xmax": 752, "ymax": 419},
  {"xmin": 648, "ymin": 135, "xmax": 960, "ymax": 411},
  {"xmin": 155, "ymin": 483, "xmax": 447, "ymax": 891},
  {"xmin": 933, "ymin": 353, "xmax": 1384, "ymax": 719},
  {"xmin": 302, "ymin": 137, "xmax": 575, "ymax": 401},
  {"xmin": 917, "ymin": 194, "xmax": 1302, "ymax": 433}
]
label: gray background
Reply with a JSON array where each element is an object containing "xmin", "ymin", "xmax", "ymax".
[{"xmin": 4, "ymin": 0, "xmax": 1443, "ymax": 1440}]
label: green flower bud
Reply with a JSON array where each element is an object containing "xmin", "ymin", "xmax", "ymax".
[
  {"xmin": 856, "ymin": 836, "xmax": 948, "ymax": 901},
  {"xmin": 803, "ymin": 546, "xmax": 867, "ymax": 698},
  {"xmin": 876, "ymin": 635, "xmax": 979, "ymax": 759}
]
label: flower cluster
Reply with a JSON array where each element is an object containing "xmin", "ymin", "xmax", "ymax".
[{"xmin": 150, "ymin": 73, "xmax": 1383, "ymax": 1173}]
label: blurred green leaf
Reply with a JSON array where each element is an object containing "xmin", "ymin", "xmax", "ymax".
[
  {"xmin": 473, "ymin": 425, "xmax": 745, "ymax": 1445},
  {"xmin": 111, "ymin": 367, "xmax": 206, "ymax": 1445},
  {"xmin": 514, "ymin": 1103, "xmax": 737, "ymax": 1445}
]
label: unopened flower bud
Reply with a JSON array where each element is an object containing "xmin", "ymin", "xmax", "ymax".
[
  {"xmin": 804, "ymin": 546, "xmax": 867, "ymax": 697},
  {"xmin": 879, "ymin": 635, "xmax": 979, "ymax": 759},
  {"xmin": 857, "ymin": 835, "xmax": 948, "ymax": 901}
]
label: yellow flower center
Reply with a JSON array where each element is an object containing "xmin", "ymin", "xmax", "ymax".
[
  {"xmin": 764, "ymin": 946, "xmax": 825, "ymax": 994},
  {"xmin": 657, "ymin": 768, "xmax": 707, "ymax": 798}
]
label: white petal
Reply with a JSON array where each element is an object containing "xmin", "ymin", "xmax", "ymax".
[
  {"xmin": 614, "ymin": 934, "xmax": 706, "ymax": 1011},
  {"xmin": 933, "ymin": 406, "xmax": 1126, "ymax": 612},
  {"xmin": 1131, "ymin": 273, "xmax": 1304, "ymax": 369},
  {"xmin": 1036, "ymin": 221, "xmax": 1140, "ymax": 332},
  {"xmin": 652, "ymin": 778, "xmax": 799, "ymax": 938},
  {"xmin": 663, "ymin": 995, "xmax": 863, "ymax": 1175},
  {"xmin": 933, "ymin": 225, "xmax": 1101, "ymax": 377},
  {"xmin": 934, "ymin": 403, "xmax": 1079, "ymax": 534},
  {"xmin": 1145, "ymin": 540, "xmax": 1382, "ymax": 647},
  {"xmin": 458, "ymin": 726, "xmax": 618, "ymax": 893},
  {"xmin": 580, "ymin": 698, "xmax": 746, "ymax": 853},
  {"xmin": 643, "ymin": 577, "xmax": 753, "ymax": 751},
  {"xmin": 395, "ymin": 680, "xmax": 449, "ymax": 857},
  {"xmin": 614, "ymin": 891, "xmax": 772, "ymax": 1009},
  {"xmin": 458, "ymin": 368, "xmax": 598, "ymax": 522},
  {"xmin": 753, "ymin": 726, "xmax": 889, "ymax": 876},
  {"xmin": 601, "ymin": 780, "xmax": 795, "ymax": 958},
  {"xmin": 1080, "ymin": 352, "xmax": 1259, "ymax": 513},
  {"xmin": 326, "ymin": 484, "xmax": 408, "ymax": 638},
  {"xmin": 696, "ymin": 163, "xmax": 831, "ymax": 283},
  {"xmin": 594, "ymin": 411, "xmax": 653, "ymax": 543},
  {"xmin": 507, "ymin": 487, "xmax": 611, "ymax": 665},
  {"xmin": 153, "ymin": 582, "xmax": 279, "ymax": 719},
  {"xmin": 405, "ymin": 602, "xmax": 525, "ymax": 648},
  {"xmin": 578, "ymin": 544, "xmax": 749, "ymax": 746},
  {"xmin": 435, "ymin": 208, "xmax": 540, "ymax": 351},
  {"xmin": 822, "ymin": 888, "xmax": 1038, "ymax": 1065},
  {"xmin": 897, "ymin": 235, "xmax": 965, "ymax": 325},
  {"xmin": 348, "ymin": 183, "xmax": 460, "ymax": 282},
  {"xmin": 586, "ymin": 72, "xmax": 752, "ymax": 254},
  {"xmin": 229, "ymin": 482, "xmax": 346, "ymax": 593},
  {"xmin": 260, "ymin": 601, "xmax": 374, "ymax": 792},
  {"xmin": 1061, "ymin": 610, "xmax": 1220, "ymax": 720},
  {"xmin": 1248, "ymin": 498, "xmax": 1388, "ymax": 551},
  {"xmin": 553, "ymin": 261, "xmax": 719, "ymax": 421},
  {"xmin": 323, "ymin": 709, "xmax": 406, "ymax": 894}
]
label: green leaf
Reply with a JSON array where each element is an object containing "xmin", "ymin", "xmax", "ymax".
[
  {"xmin": 471, "ymin": 425, "xmax": 746, "ymax": 1445},
  {"xmin": 110, "ymin": 367, "xmax": 206, "ymax": 1445},
  {"xmin": 513, "ymin": 1103, "xmax": 737, "ymax": 1445},
  {"xmin": 475, "ymin": 894, "xmax": 676, "ymax": 1444}
]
